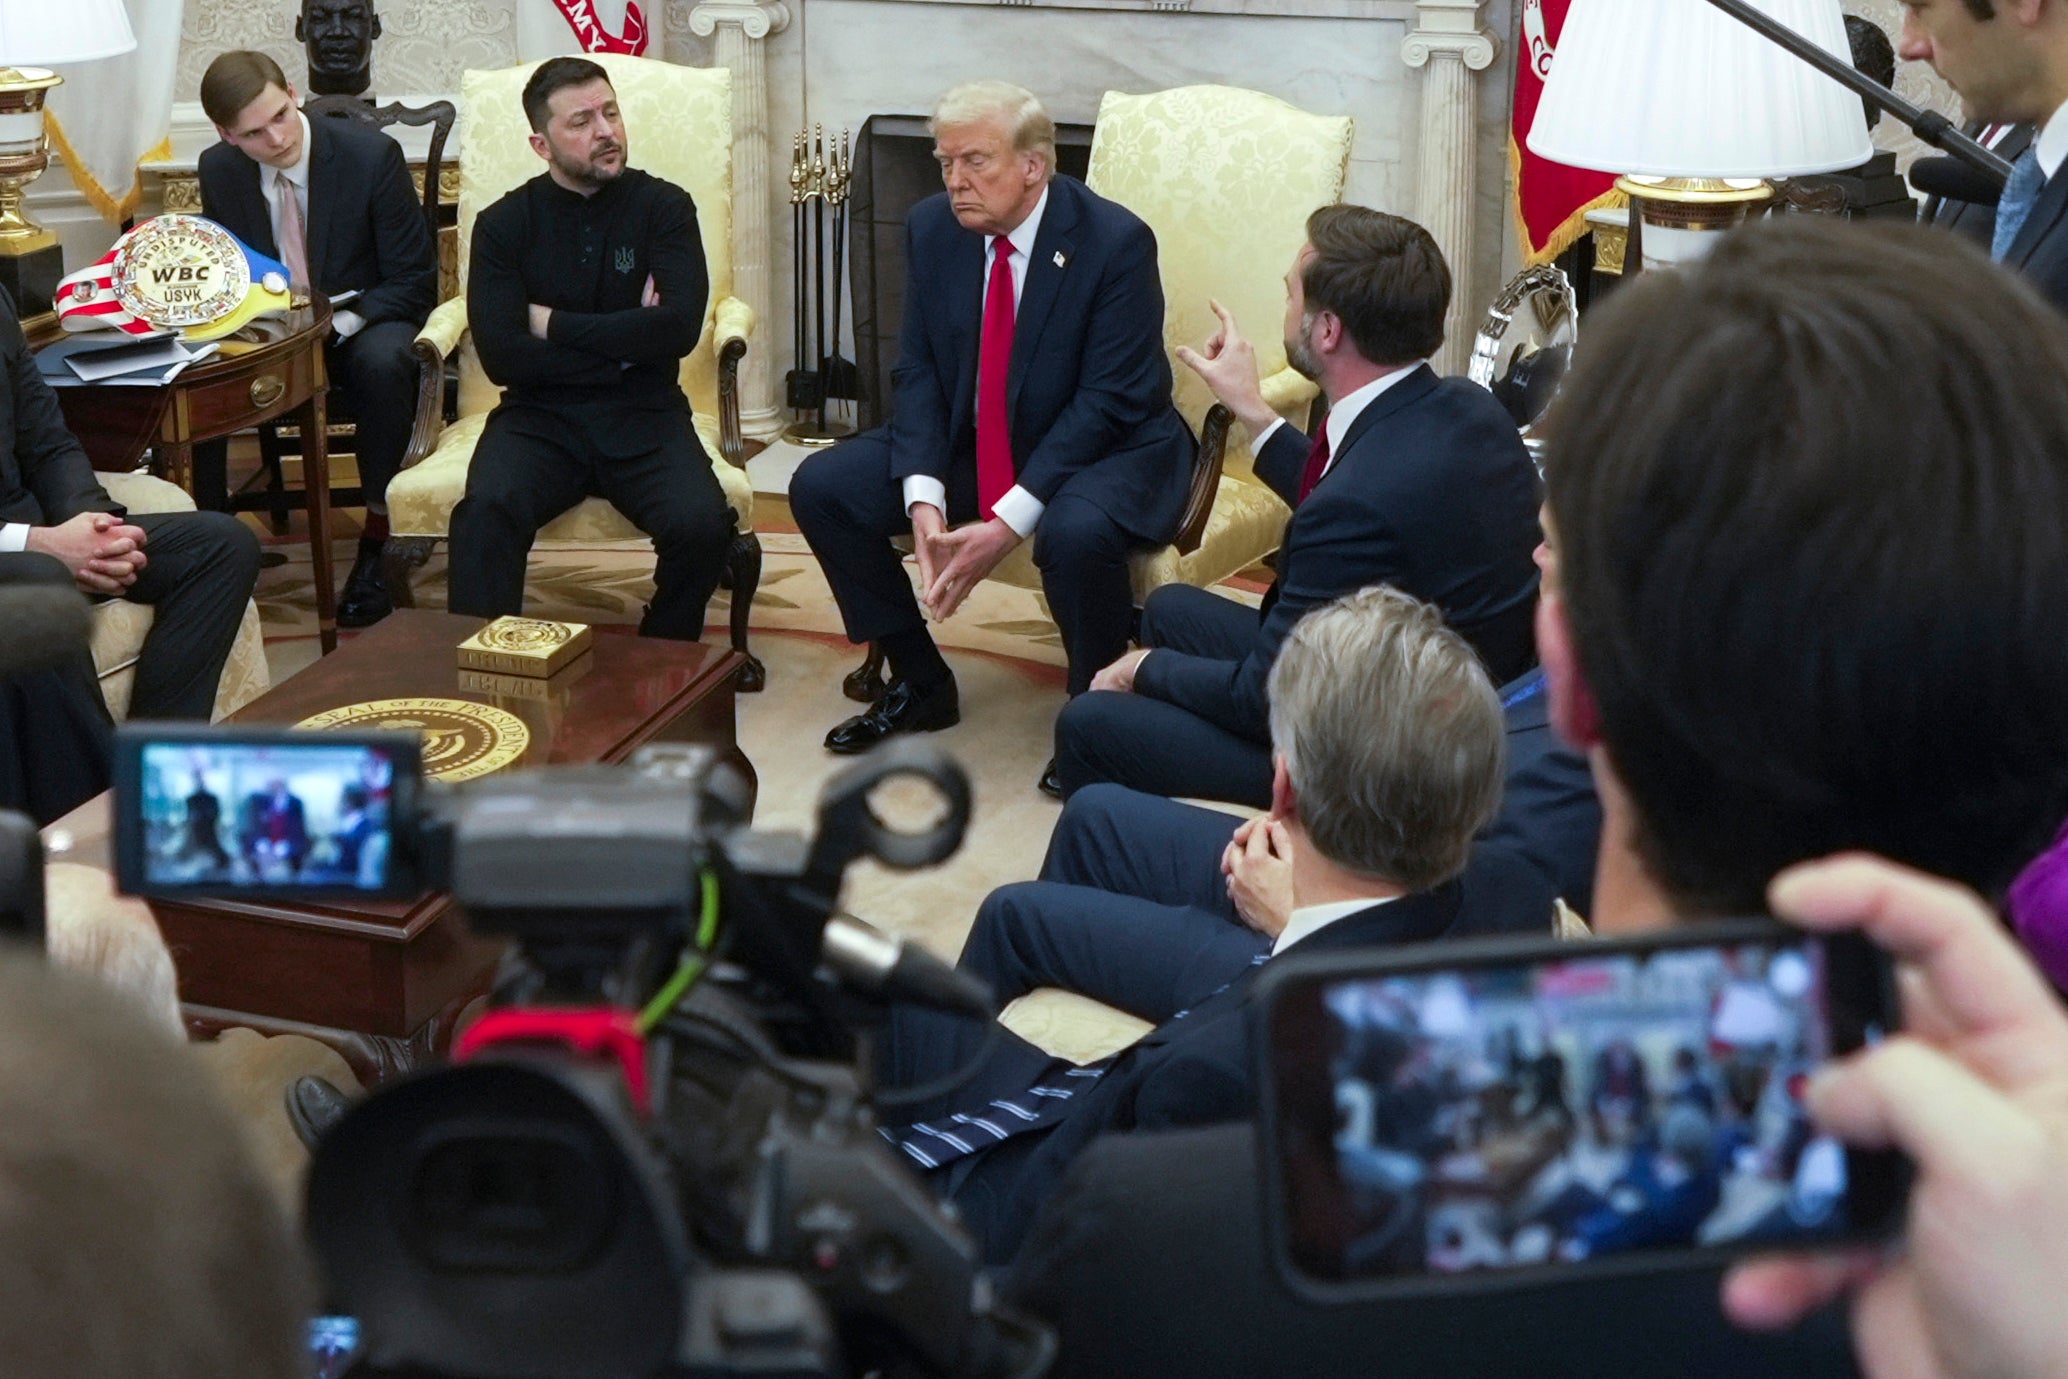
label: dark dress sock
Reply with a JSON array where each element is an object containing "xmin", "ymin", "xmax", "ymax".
[{"xmin": 880, "ymin": 626, "xmax": 951, "ymax": 689}]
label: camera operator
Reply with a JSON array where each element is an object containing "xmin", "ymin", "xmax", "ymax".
[
  {"xmin": 0, "ymin": 950, "xmax": 312, "ymax": 1378},
  {"xmin": 1001, "ymin": 217, "xmax": 2068, "ymax": 1376},
  {"xmin": 875, "ymin": 583, "xmax": 1551, "ymax": 1264}
]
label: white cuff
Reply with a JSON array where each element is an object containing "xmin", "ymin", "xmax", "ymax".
[
  {"xmin": 0, "ymin": 523, "xmax": 26, "ymax": 553},
  {"xmin": 332, "ymin": 310, "xmax": 366, "ymax": 340},
  {"xmin": 902, "ymin": 475, "xmax": 948, "ymax": 517},
  {"xmin": 1250, "ymin": 416, "xmax": 1287, "ymax": 456},
  {"xmin": 990, "ymin": 485, "xmax": 1044, "ymax": 538}
]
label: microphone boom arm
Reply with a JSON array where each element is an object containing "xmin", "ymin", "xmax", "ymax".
[{"xmin": 1700, "ymin": 0, "xmax": 2011, "ymax": 190}]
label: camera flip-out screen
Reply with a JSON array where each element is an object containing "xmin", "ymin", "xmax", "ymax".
[{"xmin": 114, "ymin": 727, "xmax": 420, "ymax": 900}]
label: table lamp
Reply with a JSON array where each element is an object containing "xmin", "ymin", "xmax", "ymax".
[
  {"xmin": 1527, "ymin": 0, "xmax": 1870, "ymax": 270},
  {"xmin": 0, "ymin": 2, "xmax": 136, "ymax": 324}
]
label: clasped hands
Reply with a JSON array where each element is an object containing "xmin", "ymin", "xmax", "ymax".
[
  {"xmin": 1222, "ymin": 813, "xmax": 1294, "ymax": 939},
  {"xmin": 27, "ymin": 511, "xmax": 148, "ymax": 596},
  {"xmin": 909, "ymin": 503, "xmax": 1021, "ymax": 623}
]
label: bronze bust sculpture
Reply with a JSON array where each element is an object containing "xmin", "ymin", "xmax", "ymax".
[{"xmin": 299, "ymin": 0, "xmax": 381, "ymax": 98}]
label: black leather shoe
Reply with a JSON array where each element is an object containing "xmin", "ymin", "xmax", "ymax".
[
  {"xmin": 284, "ymin": 1075, "xmax": 352, "ymax": 1150},
  {"xmin": 336, "ymin": 545, "xmax": 392, "ymax": 629},
  {"xmin": 1038, "ymin": 758, "xmax": 1062, "ymax": 799},
  {"xmin": 825, "ymin": 676, "xmax": 960, "ymax": 754}
]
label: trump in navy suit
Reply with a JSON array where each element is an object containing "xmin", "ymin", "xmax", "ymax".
[{"xmin": 790, "ymin": 81, "xmax": 1191, "ymax": 769}]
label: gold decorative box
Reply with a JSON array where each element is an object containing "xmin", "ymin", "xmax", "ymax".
[{"xmin": 456, "ymin": 616, "xmax": 593, "ymax": 678}]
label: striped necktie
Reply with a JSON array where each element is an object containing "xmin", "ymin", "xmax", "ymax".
[{"xmin": 880, "ymin": 951, "xmax": 1271, "ymax": 1172}]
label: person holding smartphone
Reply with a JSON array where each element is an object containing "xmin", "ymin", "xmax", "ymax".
[
  {"xmin": 1726, "ymin": 854, "xmax": 2068, "ymax": 1379},
  {"xmin": 1003, "ymin": 216, "xmax": 2068, "ymax": 1377}
]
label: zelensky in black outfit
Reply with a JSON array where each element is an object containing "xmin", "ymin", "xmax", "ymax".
[{"xmin": 447, "ymin": 166, "xmax": 730, "ymax": 640}]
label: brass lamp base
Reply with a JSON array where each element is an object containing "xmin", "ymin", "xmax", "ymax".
[
  {"xmin": 1615, "ymin": 175, "xmax": 1774, "ymax": 272},
  {"xmin": 0, "ymin": 68, "xmax": 65, "ymax": 322}
]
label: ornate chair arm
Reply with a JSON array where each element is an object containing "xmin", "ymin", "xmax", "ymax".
[
  {"xmin": 403, "ymin": 298, "xmax": 468, "ymax": 470},
  {"xmin": 713, "ymin": 294, "xmax": 754, "ymax": 471},
  {"xmin": 1175, "ymin": 404, "xmax": 1235, "ymax": 556}
]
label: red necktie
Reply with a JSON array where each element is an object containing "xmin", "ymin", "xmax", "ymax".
[
  {"xmin": 977, "ymin": 239, "xmax": 1017, "ymax": 518},
  {"xmin": 1296, "ymin": 425, "xmax": 1331, "ymax": 503}
]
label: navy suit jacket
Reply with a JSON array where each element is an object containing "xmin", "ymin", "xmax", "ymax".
[
  {"xmin": 955, "ymin": 848, "xmax": 1556, "ymax": 1262},
  {"xmin": 1475, "ymin": 670, "xmax": 1602, "ymax": 917},
  {"xmin": 0, "ymin": 289, "xmax": 118, "ymax": 528},
  {"xmin": 199, "ymin": 115, "xmax": 438, "ymax": 331},
  {"xmin": 1004, "ymin": 1124, "xmax": 1857, "ymax": 1379},
  {"xmin": 1999, "ymin": 141, "xmax": 2068, "ymax": 317},
  {"xmin": 885, "ymin": 176, "xmax": 1192, "ymax": 543},
  {"xmin": 1134, "ymin": 366, "xmax": 1542, "ymax": 742}
]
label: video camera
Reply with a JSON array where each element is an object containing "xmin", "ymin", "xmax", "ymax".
[{"xmin": 111, "ymin": 725, "xmax": 1053, "ymax": 1379}]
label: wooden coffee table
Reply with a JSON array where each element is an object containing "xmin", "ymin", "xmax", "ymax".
[{"xmin": 145, "ymin": 611, "xmax": 753, "ymax": 1084}]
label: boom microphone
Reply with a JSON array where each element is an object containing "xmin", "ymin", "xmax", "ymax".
[
  {"xmin": 820, "ymin": 913, "xmax": 996, "ymax": 1019},
  {"xmin": 0, "ymin": 585, "xmax": 93, "ymax": 678},
  {"xmin": 1911, "ymin": 155, "xmax": 2005, "ymax": 210}
]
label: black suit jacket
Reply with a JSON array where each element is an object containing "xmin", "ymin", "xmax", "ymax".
[
  {"xmin": 0, "ymin": 290, "xmax": 118, "ymax": 528},
  {"xmin": 198, "ymin": 115, "xmax": 437, "ymax": 330},
  {"xmin": 959, "ymin": 848, "xmax": 1556, "ymax": 1262},
  {"xmin": 885, "ymin": 176, "xmax": 1192, "ymax": 543},
  {"xmin": 1921, "ymin": 122, "xmax": 2030, "ymax": 249},
  {"xmin": 1134, "ymin": 366, "xmax": 1542, "ymax": 742},
  {"xmin": 1004, "ymin": 1123, "xmax": 1858, "ymax": 1379}
]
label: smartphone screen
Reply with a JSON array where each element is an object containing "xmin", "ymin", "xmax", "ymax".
[
  {"xmin": 113, "ymin": 727, "xmax": 421, "ymax": 901},
  {"xmin": 1259, "ymin": 923, "xmax": 1906, "ymax": 1294},
  {"xmin": 308, "ymin": 1315, "xmax": 362, "ymax": 1379}
]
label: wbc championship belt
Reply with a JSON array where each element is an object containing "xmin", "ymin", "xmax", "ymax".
[{"xmin": 55, "ymin": 215, "xmax": 294, "ymax": 342}]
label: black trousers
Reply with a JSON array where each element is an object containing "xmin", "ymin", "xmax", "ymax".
[
  {"xmin": 789, "ymin": 432, "xmax": 1143, "ymax": 695},
  {"xmin": 447, "ymin": 404, "xmax": 730, "ymax": 641},
  {"xmin": 122, "ymin": 510, "xmax": 264, "ymax": 719},
  {"xmin": 189, "ymin": 321, "xmax": 422, "ymax": 513},
  {"xmin": 0, "ymin": 512, "xmax": 256, "ymax": 821},
  {"xmin": 327, "ymin": 320, "xmax": 422, "ymax": 507},
  {"xmin": 1052, "ymin": 583, "xmax": 1276, "ymax": 805}
]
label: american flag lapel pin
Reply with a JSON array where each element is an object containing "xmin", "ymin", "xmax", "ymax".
[{"xmin": 1053, "ymin": 251, "xmax": 1067, "ymax": 268}]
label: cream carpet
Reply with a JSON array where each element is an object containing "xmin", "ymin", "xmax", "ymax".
[{"xmin": 248, "ymin": 512, "xmax": 1268, "ymax": 1060}]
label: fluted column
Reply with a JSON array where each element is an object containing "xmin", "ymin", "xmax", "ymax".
[
  {"xmin": 1404, "ymin": 0, "xmax": 1498, "ymax": 376},
  {"xmin": 690, "ymin": 0, "xmax": 791, "ymax": 439}
]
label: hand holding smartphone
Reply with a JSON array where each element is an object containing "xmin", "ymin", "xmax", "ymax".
[{"xmin": 1257, "ymin": 917, "xmax": 1909, "ymax": 1297}]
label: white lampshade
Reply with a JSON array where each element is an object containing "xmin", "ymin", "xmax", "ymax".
[
  {"xmin": 1528, "ymin": 0, "xmax": 1871, "ymax": 179},
  {"xmin": 0, "ymin": 0, "xmax": 136, "ymax": 67}
]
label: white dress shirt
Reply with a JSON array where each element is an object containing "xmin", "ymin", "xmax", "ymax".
[
  {"xmin": 2036, "ymin": 100, "xmax": 2068, "ymax": 181},
  {"xmin": 902, "ymin": 185, "xmax": 1051, "ymax": 538},
  {"xmin": 1250, "ymin": 360, "xmax": 1425, "ymax": 479},
  {"xmin": 266, "ymin": 112, "xmax": 365, "ymax": 340},
  {"xmin": 1272, "ymin": 892, "xmax": 1396, "ymax": 956}
]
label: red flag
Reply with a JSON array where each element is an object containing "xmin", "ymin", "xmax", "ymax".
[{"xmin": 1511, "ymin": 0, "xmax": 1623, "ymax": 266}]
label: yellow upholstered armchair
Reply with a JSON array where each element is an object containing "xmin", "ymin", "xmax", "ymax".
[
  {"xmin": 845, "ymin": 85, "xmax": 1350, "ymax": 700},
  {"xmin": 381, "ymin": 56, "xmax": 764, "ymax": 689}
]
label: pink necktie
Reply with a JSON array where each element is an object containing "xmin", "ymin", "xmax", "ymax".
[
  {"xmin": 976, "ymin": 239, "xmax": 1016, "ymax": 519},
  {"xmin": 277, "ymin": 178, "xmax": 310, "ymax": 288}
]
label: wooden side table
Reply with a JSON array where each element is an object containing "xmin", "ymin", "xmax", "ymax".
[{"xmin": 49, "ymin": 300, "xmax": 340, "ymax": 653}]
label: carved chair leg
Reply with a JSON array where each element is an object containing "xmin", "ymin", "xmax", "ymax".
[
  {"xmin": 381, "ymin": 536, "xmax": 438, "ymax": 611},
  {"xmin": 844, "ymin": 642, "xmax": 888, "ymax": 703},
  {"xmin": 725, "ymin": 528, "xmax": 765, "ymax": 693}
]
